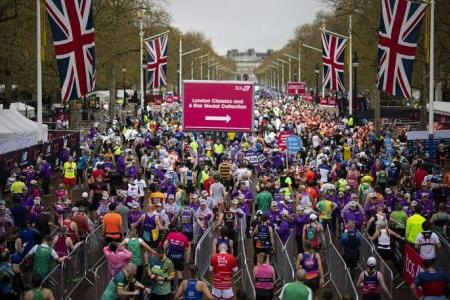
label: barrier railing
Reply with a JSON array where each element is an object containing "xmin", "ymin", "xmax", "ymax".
[
  {"xmin": 194, "ymin": 225, "xmax": 214, "ymax": 284},
  {"xmin": 273, "ymin": 230, "xmax": 286, "ymax": 282},
  {"xmin": 239, "ymin": 218, "xmax": 256, "ymax": 300},
  {"xmin": 64, "ymin": 242, "xmax": 89, "ymax": 297},
  {"xmin": 42, "ymin": 262, "xmax": 64, "ymax": 300},
  {"xmin": 326, "ymin": 227, "xmax": 359, "ymax": 300},
  {"xmin": 84, "ymin": 225, "xmax": 105, "ymax": 273},
  {"xmin": 284, "ymin": 230, "xmax": 297, "ymax": 263},
  {"xmin": 434, "ymin": 231, "xmax": 450, "ymax": 272},
  {"xmin": 93, "ymin": 259, "xmax": 109, "ymax": 300},
  {"xmin": 357, "ymin": 230, "xmax": 374, "ymax": 271}
]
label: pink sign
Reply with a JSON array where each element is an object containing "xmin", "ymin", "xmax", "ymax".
[
  {"xmin": 402, "ymin": 244, "xmax": 424, "ymax": 287},
  {"xmin": 183, "ymin": 81, "xmax": 254, "ymax": 132},
  {"xmin": 287, "ymin": 82, "xmax": 306, "ymax": 96},
  {"xmin": 328, "ymin": 97, "xmax": 336, "ymax": 105},
  {"xmin": 277, "ymin": 131, "xmax": 294, "ymax": 150},
  {"xmin": 320, "ymin": 97, "xmax": 328, "ymax": 105}
]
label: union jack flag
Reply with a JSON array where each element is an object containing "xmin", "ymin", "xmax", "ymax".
[
  {"xmin": 322, "ymin": 31, "xmax": 347, "ymax": 93},
  {"xmin": 377, "ymin": 0, "xmax": 426, "ymax": 99},
  {"xmin": 45, "ymin": 0, "xmax": 96, "ymax": 102},
  {"xmin": 145, "ymin": 34, "xmax": 168, "ymax": 89}
]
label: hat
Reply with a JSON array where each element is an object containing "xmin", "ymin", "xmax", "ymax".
[
  {"xmin": 309, "ymin": 214, "xmax": 318, "ymax": 221},
  {"xmin": 34, "ymin": 199, "xmax": 41, "ymax": 205},
  {"xmin": 351, "ymin": 193, "xmax": 357, "ymax": 199},
  {"xmin": 154, "ymin": 202, "xmax": 163, "ymax": 207},
  {"xmin": 78, "ymin": 206, "xmax": 86, "ymax": 212},
  {"xmin": 201, "ymin": 190, "xmax": 208, "ymax": 196},
  {"xmin": 271, "ymin": 201, "xmax": 278, "ymax": 207},
  {"xmin": 368, "ymin": 192, "xmax": 377, "ymax": 199},
  {"xmin": 0, "ymin": 200, "xmax": 5, "ymax": 210},
  {"xmin": 256, "ymin": 210, "xmax": 263, "ymax": 215},
  {"xmin": 82, "ymin": 192, "xmax": 89, "ymax": 198},
  {"xmin": 231, "ymin": 199, "xmax": 239, "ymax": 205},
  {"xmin": 367, "ymin": 257, "xmax": 377, "ymax": 266},
  {"xmin": 411, "ymin": 200, "xmax": 418, "ymax": 207},
  {"xmin": 30, "ymin": 180, "xmax": 37, "ymax": 185},
  {"xmin": 102, "ymin": 194, "xmax": 109, "ymax": 200},
  {"xmin": 168, "ymin": 194, "xmax": 175, "ymax": 199},
  {"xmin": 200, "ymin": 199, "xmax": 207, "ymax": 205},
  {"xmin": 282, "ymin": 209, "xmax": 289, "ymax": 217},
  {"xmin": 71, "ymin": 207, "xmax": 79, "ymax": 213},
  {"xmin": 385, "ymin": 188, "xmax": 392, "ymax": 194},
  {"xmin": 191, "ymin": 193, "xmax": 199, "ymax": 199},
  {"xmin": 349, "ymin": 201, "xmax": 357, "ymax": 207}
]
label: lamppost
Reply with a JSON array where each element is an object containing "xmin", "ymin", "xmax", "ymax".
[
  {"xmin": 315, "ymin": 63, "xmax": 320, "ymax": 104},
  {"xmin": 122, "ymin": 68, "xmax": 127, "ymax": 106},
  {"xmin": 352, "ymin": 51, "xmax": 359, "ymax": 109}
]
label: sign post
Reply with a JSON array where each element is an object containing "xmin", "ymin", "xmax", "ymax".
[{"xmin": 182, "ymin": 80, "xmax": 254, "ymax": 132}]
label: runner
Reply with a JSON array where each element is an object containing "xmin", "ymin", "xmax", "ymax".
[
  {"xmin": 356, "ymin": 257, "xmax": 392, "ymax": 300},
  {"xmin": 174, "ymin": 264, "xmax": 214, "ymax": 300},
  {"xmin": 209, "ymin": 243, "xmax": 238, "ymax": 300}
]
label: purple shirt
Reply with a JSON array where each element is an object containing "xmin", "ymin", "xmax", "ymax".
[
  {"xmin": 293, "ymin": 214, "xmax": 308, "ymax": 236},
  {"xmin": 40, "ymin": 162, "xmax": 52, "ymax": 178}
]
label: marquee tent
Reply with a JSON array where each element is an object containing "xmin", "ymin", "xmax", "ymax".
[{"xmin": 0, "ymin": 109, "xmax": 48, "ymax": 155}]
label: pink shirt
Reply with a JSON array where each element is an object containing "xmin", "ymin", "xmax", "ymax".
[
  {"xmin": 254, "ymin": 263, "xmax": 274, "ymax": 290},
  {"xmin": 103, "ymin": 246, "xmax": 132, "ymax": 280}
]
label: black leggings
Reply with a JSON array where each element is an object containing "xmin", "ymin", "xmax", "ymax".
[{"xmin": 255, "ymin": 288, "xmax": 273, "ymax": 300}]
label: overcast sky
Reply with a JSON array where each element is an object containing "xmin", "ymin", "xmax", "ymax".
[{"xmin": 166, "ymin": 0, "xmax": 325, "ymax": 55}]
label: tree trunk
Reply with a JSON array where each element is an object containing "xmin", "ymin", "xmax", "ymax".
[{"xmin": 109, "ymin": 64, "xmax": 116, "ymax": 120}]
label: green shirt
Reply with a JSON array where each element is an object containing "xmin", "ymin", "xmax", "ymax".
[
  {"xmin": 281, "ymin": 281, "xmax": 313, "ymax": 300},
  {"xmin": 256, "ymin": 191, "xmax": 273, "ymax": 213},
  {"xmin": 148, "ymin": 256, "xmax": 174, "ymax": 295},
  {"xmin": 101, "ymin": 270, "xmax": 132, "ymax": 300},
  {"xmin": 125, "ymin": 238, "xmax": 143, "ymax": 266},
  {"xmin": 390, "ymin": 210, "xmax": 407, "ymax": 229},
  {"xmin": 32, "ymin": 245, "xmax": 54, "ymax": 278}
]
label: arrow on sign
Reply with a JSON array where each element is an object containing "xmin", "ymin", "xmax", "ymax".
[{"xmin": 205, "ymin": 115, "xmax": 231, "ymax": 123}]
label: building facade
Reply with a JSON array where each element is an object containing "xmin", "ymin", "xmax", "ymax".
[{"xmin": 226, "ymin": 49, "xmax": 272, "ymax": 81}]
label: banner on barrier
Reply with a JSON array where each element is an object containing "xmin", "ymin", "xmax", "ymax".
[{"xmin": 403, "ymin": 244, "xmax": 424, "ymax": 285}]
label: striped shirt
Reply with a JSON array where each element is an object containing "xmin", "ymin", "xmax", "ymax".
[{"xmin": 219, "ymin": 163, "xmax": 231, "ymax": 181}]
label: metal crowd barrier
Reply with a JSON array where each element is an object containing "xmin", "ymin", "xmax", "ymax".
[
  {"xmin": 273, "ymin": 229, "xmax": 296, "ymax": 285},
  {"xmin": 93, "ymin": 259, "xmax": 109, "ymax": 300},
  {"xmin": 42, "ymin": 263, "xmax": 64, "ymax": 300},
  {"xmin": 84, "ymin": 225, "xmax": 105, "ymax": 273},
  {"xmin": 434, "ymin": 231, "xmax": 450, "ymax": 272},
  {"xmin": 194, "ymin": 225, "xmax": 214, "ymax": 284},
  {"xmin": 357, "ymin": 230, "xmax": 374, "ymax": 271},
  {"xmin": 239, "ymin": 218, "xmax": 256, "ymax": 300},
  {"xmin": 326, "ymin": 227, "xmax": 359, "ymax": 300},
  {"xmin": 273, "ymin": 230, "xmax": 286, "ymax": 282}
]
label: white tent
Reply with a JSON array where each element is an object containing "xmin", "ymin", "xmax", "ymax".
[
  {"xmin": 9, "ymin": 102, "xmax": 36, "ymax": 118},
  {"xmin": 0, "ymin": 109, "xmax": 48, "ymax": 155}
]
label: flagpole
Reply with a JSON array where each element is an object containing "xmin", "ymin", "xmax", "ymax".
[
  {"xmin": 139, "ymin": 20, "xmax": 144, "ymax": 114},
  {"xmin": 36, "ymin": 0, "xmax": 42, "ymax": 125},
  {"xmin": 298, "ymin": 45, "xmax": 301, "ymax": 82},
  {"xmin": 348, "ymin": 15, "xmax": 353, "ymax": 116},
  {"xmin": 428, "ymin": 0, "xmax": 435, "ymax": 136},
  {"xmin": 179, "ymin": 35, "xmax": 182, "ymax": 98}
]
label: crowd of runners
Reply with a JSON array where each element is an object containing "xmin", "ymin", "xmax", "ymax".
[{"xmin": 0, "ymin": 95, "xmax": 449, "ymax": 300}]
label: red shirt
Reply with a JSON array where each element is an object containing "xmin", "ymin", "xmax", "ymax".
[
  {"xmin": 210, "ymin": 252, "xmax": 237, "ymax": 289},
  {"xmin": 414, "ymin": 168, "xmax": 427, "ymax": 188},
  {"xmin": 203, "ymin": 177, "xmax": 215, "ymax": 195},
  {"xmin": 165, "ymin": 231, "xmax": 189, "ymax": 259},
  {"xmin": 93, "ymin": 169, "xmax": 105, "ymax": 180}
]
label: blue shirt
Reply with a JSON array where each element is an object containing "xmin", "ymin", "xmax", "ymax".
[{"xmin": 77, "ymin": 155, "xmax": 87, "ymax": 170}]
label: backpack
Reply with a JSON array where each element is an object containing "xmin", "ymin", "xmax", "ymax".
[{"xmin": 306, "ymin": 224, "xmax": 320, "ymax": 248}]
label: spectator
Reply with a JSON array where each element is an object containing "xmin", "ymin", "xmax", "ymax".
[
  {"xmin": 103, "ymin": 242, "xmax": 132, "ymax": 280},
  {"xmin": 209, "ymin": 243, "xmax": 238, "ymax": 300},
  {"xmin": 101, "ymin": 263, "xmax": 149, "ymax": 299},
  {"xmin": 405, "ymin": 205, "xmax": 426, "ymax": 244},
  {"xmin": 23, "ymin": 274, "xmax": 54, "ymax": 300},
  {"xmin": 24, "ymin": 235, "xmax": 68, "ymax": 279},
  {"xmin": 411, "ymin": 259, "xmax": 450, "ymax": 300},
  {"xmin": 340, "ymin": 221, "xmax": 362, "ymax": 271},
  {"xmin": 103, "ymin": 203, "xmax": 122, "ymax": 243},
  {"xmin": 280, "ymin": 269, "xmax": 313, "ymax": 300},
  {"xmin": 10, "ymin": 198, "xmax": 26, "ymax": 229},
  {"xmin": 174, "ymin": 264, "xmax": 214, "ymax": 300},
  {"xmin": 147, "ymin": 246, "xmax": 176, "ymax": 300},
  {"xmin": 39, "ymin": 159, "xmax": 52, "ymax": 196},
  {"xmin": 253, "ymin": 252, "xmax": 275, "ymax": 300},
  {"xmin": 356, "ymin": 257, "xmax": 392, "ymax": 300},
  {"xmin": 415, "ymin": 221, "xmax": 441, "ymax": 261}
]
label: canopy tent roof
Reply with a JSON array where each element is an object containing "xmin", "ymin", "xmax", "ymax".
[{"xmin": 0, "ymin": 109, "xmax": 48, "ymax": 155}]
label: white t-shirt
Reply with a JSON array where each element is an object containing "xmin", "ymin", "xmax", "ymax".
[
  {"xmin": 134, "ymin": 179, "xmax": 147, "ymax": 197},
  {"xmin": 416, "ymin": 231, "xmax": 440, "ymax": 259},
  {"xmin": 127, "ymin": 183, "xmax": 139, "ymax": 197},
  {"xmin": 312, "ymin": 135, "xmax": 321, "ymax": 148}
]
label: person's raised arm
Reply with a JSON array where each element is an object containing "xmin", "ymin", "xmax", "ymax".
[{"xmin": 174, "ymin": 279, "xmax": 187, "ymax": 299}]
